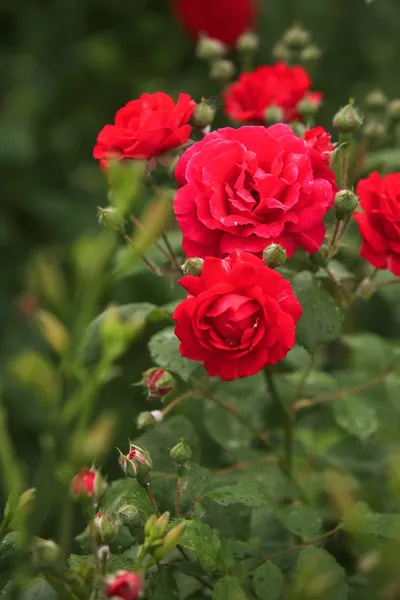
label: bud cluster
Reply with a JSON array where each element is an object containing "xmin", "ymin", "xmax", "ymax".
[
  {"xmin": 138, "ymin": 512, "xmax": 186, "ymax": 562},
  {"xmin": 273, "ymin": 23, "xmax": 321, "ymax": 71}
]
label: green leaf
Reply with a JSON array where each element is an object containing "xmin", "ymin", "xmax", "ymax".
[
  {"xmin": 252, "ymin": 562, "xmax": 284, "ymax": 600},
  {"xmin": 342, "ymin": 501, "xmax": 400, "ymax": 539},
  {"xmin": 69, "ymin": 553, "xmax": 132, "ymax": 571},
  {"xmin": 292, "ymin": 271, "xmax": 343, "ymax": 353},
  {"xmin": 100, "ymin": 478, "xmax": 153, "ymax": 519},
  {"xmin": 278, "ymin": 504, "xmax": 322, "ymax": 540},
  {"xmin": 181, "ymin": 463, "xmax": 212, "ymax": 512},
  {"xmin": 295, "ymin": 546, "xmax": 348, "ymax": 600},
  {"xmin": 213, "ymin": 576, "xmax": 248, "ymax": 600},
  {"xmin": 148, "ymin": 327, "xmax": 201, "ymax": 382},
  {"xmin": 135, "ymin": 415, "xmax": 200, "ymax": 471},
  {"xmin": 148, "ymin": 566, "xmax": 179, "ymax": 600},
  {"xmin": 342, "ymin": 333, "xmax": 396, "ymax": 372},
  {"xmin": 204, "ymin": 484, "xmax": 269, "ymax": 508},
  {"xmin": 80, "ymin": 302, "xmax": 159, "ymax": 363},
  {"xmin": 3, "ymin": 580, "xmax": 57, "ymax": 600},
  {"xmin": 317, "ymin": 260, "xmax": 354, "ymax": 282},
  {"xmin": 180, "ymin": 520, "xmax": 221, "ymax": 572},
  {"xmin": 332, "ymin": 395, "xmax": 378, "ymax": 440}
]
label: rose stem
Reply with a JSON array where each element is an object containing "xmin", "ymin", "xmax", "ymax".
[
  {"xmin": 145, "ymin": 484, "xmax": 160, "ymax": 516},
  {"xmin": 175, "ymin": 474, "xmax": 183, "ymax": 518}
]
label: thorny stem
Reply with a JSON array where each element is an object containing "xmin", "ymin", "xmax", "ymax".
[
  {"xmin": 161, "ymin": 230, "xmax": 182, "ymax": 273},
  {"xmin": 263, "ymin": 368, "xmax": 293, "ymax": 478},
  {"xmin": 145, "ymin": 485, "xmax": 160, "ymax": 516},
  {"xmin": 175, "ymin": 476, "xmax": 183, "ymax": 518},
  {"xmin": 88, "ymin": 518, "xmax": 101, "ymax": 579},
  {"xmin": 162, "ymin": 392, "xmax": 196, "ymax": 417},
  {"xmin": 130, "ymin": 216, "xmax": 171, "ymax": 260}
]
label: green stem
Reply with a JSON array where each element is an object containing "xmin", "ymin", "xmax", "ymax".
[
  {"xmin": 293, "ymin": 347, "xmax": 320, "ymax": 402},
  {"xmin": 145, "ymin": 485, "xmax": 160, "ymax": 516},
  {"xmin": 263, "ymin": 369, "xmax": 293, "ymax": 478},
  {"xmin": 339, "ymin": 134, "xmax": 349, "ymax": 190},
  {"xmin": 175, "ymin": 476, "xmax": 183, "ymax": 518}
]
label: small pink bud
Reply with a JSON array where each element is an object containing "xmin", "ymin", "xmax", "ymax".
[
  {"xmin": 70, "ymin": 468, "xmax": 106, "ymax": 502},
  {"xmin": 119, "ymin": 443, "xmax": 152, "ymax": 480},
  {"xmin": 94, "ymin": 512, "xmax": 118, "ymax": 543},
  {"xmin": 106, "ymin": 570, "xmax": 142, "ymax": 600},
  {"xmin": 141, "ymin": 368, "xmax": 174, "ymax": 400}
]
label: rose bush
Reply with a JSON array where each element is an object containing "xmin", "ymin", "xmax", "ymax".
[
  {"xmin": 174, "ymin": 124, "xmax": 336, "ymax": 259},
  {"xmin": 224, "ymin": 63, "xmax": 321, "ymax": 124},
  {"xmin": 93, "ymin": 92, "xmax": 195, "ymax": 168},
  {"xmin": 173, "ymin": 249, "xmax": 302, "ymax": 380},
  {"xmin": 354, "ymin": 172, "xmax": 400, "ymax": 275}
]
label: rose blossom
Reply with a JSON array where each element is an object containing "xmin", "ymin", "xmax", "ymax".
[
  {"xmin": 106, "ymin": 570, "xmax": 142, "ymax": 600},
  {"xmin": 353, "ymin": 172, "xmax": 400, "ymax": 275},
  {"xmin": 174, "ymin": 125, "xmax": 336, "ymax": 259},
  {"xmin": 71, "ymin": 468, "xmax": 96, "ymax": 498},
  {"xmin": 305, "ymin": 126, "xmax": 335, "ymax": 165},
  {"xmin": 173, "ymin": 0, "xmax": 255, "ymax": 46},
  {"xmin": 93, "ymin": 92, "xmax": 195, "ymax": 168},
  {"xmin": 224, "ymin": 63, "xmax": 322, "ymax": 124},
  {"xmin": 173, "ymin": 250, "xmax": 302, "ymax": 381}
]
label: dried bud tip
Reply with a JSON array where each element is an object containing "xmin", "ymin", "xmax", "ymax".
[
  {"xmin": 119, "ymin": 443, "xmax": 152, "ymax": 480},
  {"xmin": 181, "ymin": 257, "xmax": 204, "ymax": 277},
  {"xmin": 263, "ymin": 244, "xmax": 287, "ymax": 269},
  {"xmin": 71, "ymin": 468, "xmax": 106, "ymax": 502},
  {"xmin": 364, "ymin": 89, "xmax": 387, "ymax": 111},
  {"xmin": 236, "ymin": 31, "xmax": 259, "ymax": 53},
  {"xmin": 334, "ymin": 190, "xmax": 359, "ymax": 220},
  {"xmin": 192, "ymin": 99, "xmax": 216, "ymax": 129},
  {"xmin": 98, "ymin": 206, "xmax": 124, "ymax": 231},
  {"xmin": 332, "ymin": 100, "xmax": 363, "ymax": 133},
  {"xmin": 210, "ymin": 59, "xmax": 236, "ymax": 82},
  {"xmin": 196, "ymin": 34, "xmax": 227, "ymax": 61},
  {"xmin": 140, "ymin": 367, "xmax": 175, "ymax": 399},
  {"xmin": 106, "ymin": 570, "xmax": 142, "ymax": 600},
  {"xmin": 170, "ymin": 439, "xmax": 193, "ymax": 466},
  {"xmin": 94, "ymin": 512, "xmax": 118, "ymax": 543},
  {"xmin": 387, "ymin": 99, "xmax": 400, "ymax": 121},
  {"xmin": 282, "ymin": 23, "xmax": 310, "ymax": 50},
  {"xmin": 264, "ymin": 105, "xmax": 284, "ymax": 125}
]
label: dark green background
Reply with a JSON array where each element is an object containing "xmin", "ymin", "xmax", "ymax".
[{"xmin": 1, "ymin": 0, "xmax": 400, "ymax": 506}]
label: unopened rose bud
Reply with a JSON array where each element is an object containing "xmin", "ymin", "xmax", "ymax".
[
  {"xmin": 170, "ymin": 439, "xmax": 193, "ymax": 466},
  {"xmin": 273, "ymin": 41, "xmax": 292, "ymax": 63},
  {"xmin": 364, "ymin": 89, "xmax": 387, "ymax": 112},
  {"xmin": 144, "ymin": 514, "xmax": 157, "ymax": 538},
  {"xmin": 119, "ymin": 443, "xmax": 152, "ymax": 481},
  {"xmin": 282, "ymin": 23, "xmax": 310, "ymax": 50},
  {"xmin": 116, "ymin": 504, "xmax": 141, "ymax": 529},
  {"xmin": 363, "ymin": 119, "xmax": 386, "ymax": 144},
  {"xmin": 94, "ymin": 512, "xmax": 118, "ymax": 543},
  {"xmin": 387, "ymin": 99, "xmax": 400, "ymax": 121},
  {"xmin": 334, "ymin": 190, "xmax": 359, "ymax": 220},
  {"xmin": 333, "ymin": 101, "xmax": 363, "ymax": 133},
  {"xmin": 32, "ymin": 538, "xmax": 62, "ymax": 570},
  {"xmin": 71, "ymin": 468, "xmax": 107, "ymax": 502},
  {"xmin": 264, "ymin": 105, "xmax": 284, "ymax": 125},
  {"xmin": 196, "ymin": 35, "xmax": 226, "ymax": 61},
  {"xmin": 140, "ymin": 367, "xmax": 175, "ymax": 400},
  {"xmin": 136, "ymin": 411, "xmax": 156, "ymax": 431},
  {"xmin": 151, "ymin": 512, "xmax": 170, "ymax": 539},
  {"xmin": 289, "ymin": 121, "xmax": 306, "ymax": 137},
  {"xmin": 309, "ymin": 244, "xmax": 329, "ymax": 268},
  {"xmin": 106, "ymin": 570, "xmax": 142, "ymax": 600},
  {"xmin": 192, "ymin": 99, "xmax": 216, "ymax": 129},
  {"xmin": 236, "ymin": 31, "xmax": 259, "ymax": 53},
  {"xmin": 181, "ymin": 257, "xmax": 204, "ymax": 277},
  {"xmin": 263, "ymin": 244, "xmax": 287, "ymax": 269},
  {"xmin": 153, "ymin": 522, "xmax": 186, "ymax": 560},
  {"xmin": 300, "ymin": 44, "xmax": 322, "ymax": 67},
  {"xmin": 297, "ymin": 95, "xmax": 321, "ymax": 119},
  {"xmin": 98, "ymin": 207, "xmax": 124, "ymax": 231},
  {"xmin": 210, "ymin": 59, "xmax": 235, "ymax": 82}
]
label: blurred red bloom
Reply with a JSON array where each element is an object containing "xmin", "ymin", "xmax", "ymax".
[{"xmin": 173, "ymin": 0, "xmax": 255, "ymax": 46}]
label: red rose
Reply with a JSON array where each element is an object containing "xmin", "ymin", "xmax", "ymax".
[
  {"xmin": 94, "ymin": 92, "xmax": 195, "ymax": 168},
  {"xmin": 106, "ymin": 571, "xmax": 142, "ymax": 600},
  {"xmin": 71, "ymin": 468, "xmax": 96, "ymax": 498},
  {"xmin": 353, "ymin": 172, "xmax": 400, "ymax": 275},
  {"xmin": 173, "ymin": 0, "xmax": 255, "ymax": 46},
  {"xmin": 173, "ymin": 250, "xmax": 302, "ymax": 381},
  {"xmin": 224, "ymin": 63, "xmax": 321, "ymax": 124},
  {"xmin": 174, "ymin": 125, "xmax": 336, "ymax": 259},
  {"xmin": 305, "ymin": 126, "xmax": 334, "ymax": 165}
]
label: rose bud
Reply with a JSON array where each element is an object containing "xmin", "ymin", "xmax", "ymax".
[
  {"xmin": 297, "ymin": 94, "xmax": 321, "ymax": 119},
  {"xmin": 387, "ymin": 99, "xmax": 400, "ymax": 121},
  {"xmin": 119, "ymin": 444, "xmax": 152, "ymax": 480},
  {"xmin": 94, "ymin": 512, "xmax": 118, "ymax": 543},
  {"xmin": 97, "ymin": 206, "xmax": 125, "ymax": 231},
  {"xmin": 282, "ymin": 23, "xmax": 310, "ymax": 50},
  {"xmin": 170, "ymin": 439, "xmax": 193, "ymax": 466},
  {"xmin": 116, "ymin": 504, "xmax": 141, "ymax": 529},
  {"xmin": 71, "ymin": 468, "xmax": 106, "ymax": 502},
  {"xmin": 140, "ymin": 367, "xmax": 175, "ymax": 400},
  {"xmin": 181, "ymin": 257, "xmax": 204, "ymax": 277},
  {"xmin": 334, "ymin": 190, "xmax": 359, "ymax": 220},
  {"xmin": 32, "ymin": 539, "xmax": 62, "ymax": 570},
  {"xmin": 210, "ymin": 59, "xmax": 236, "ymax": 82},
  {"xmin": 262, "ymin": 244, "xmax": 287, "ymax": 269},
  {"xmin": 192, "ymin": 99, "xmax": 216, "ymax": 129},
  {"xmin": 196, "ymin": 34, "xmax": 227, "ymax": 61},
  {"xmin": 333, "ymin": 101, "xmax": 363, "ymax": 133},
  {"xmin": 144, "ymin": 512, "xmax": 170, "ymax": 542},
  {"xmin": 106, "ymin": 570, "xmax": 142, "ymax": 600},
  {"xmin": 364, "ymin": 89, "xmax": 387, "ymax": 112},
  {"xmin": 264, "ymin": 105, "xmax": 284, "ymax": 126},
  {"xmin": 236, "ymin": 30, "xmax": 259, "ymax": 53},
  {"xmin": 153, "ymin": 522, "xmax": 186, "ymax": 560},
  {"xmin": 363, "ymin": 119, "xmax": 386, "ymax": 145},
  {"xmin": 300, "ymin": 44, "xmax": 322, "ymax": 68},
  {"xmin": 273, "ymin": 41, "xmax": 292, "ymax": 63},
  {"xmin": 137, "ymin": 410, "xmax": 163, "ymax": 431}
]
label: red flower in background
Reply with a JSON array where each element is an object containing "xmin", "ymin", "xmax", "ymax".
[
  {"xmin": 106, "ymin": 571, "xmax": 142, "ymax": 600},
  {"xmin": 354, "ymin": 172, "xmax": 400, "ymax": 275},
  {"xmin": 305, "ymin": 126, "xmax": 335, "ymax": 165},
  {"xmin": 173, "ymin": 250, "xmax": 302, "ymax": 380},
  {"xmin": 174, "ymin": 125, "xmax": 336, "ymax": 260},
  {"xmin": 224, "ymin": 63, "xmax": 321, "ymax": 124},
  {"xmin": 94, "ymin": 92, "xmax": 195, "ymax": 168},
  {"xmin": 173, "ymin": 0, "xmax": 255, "ymax": 46}
]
